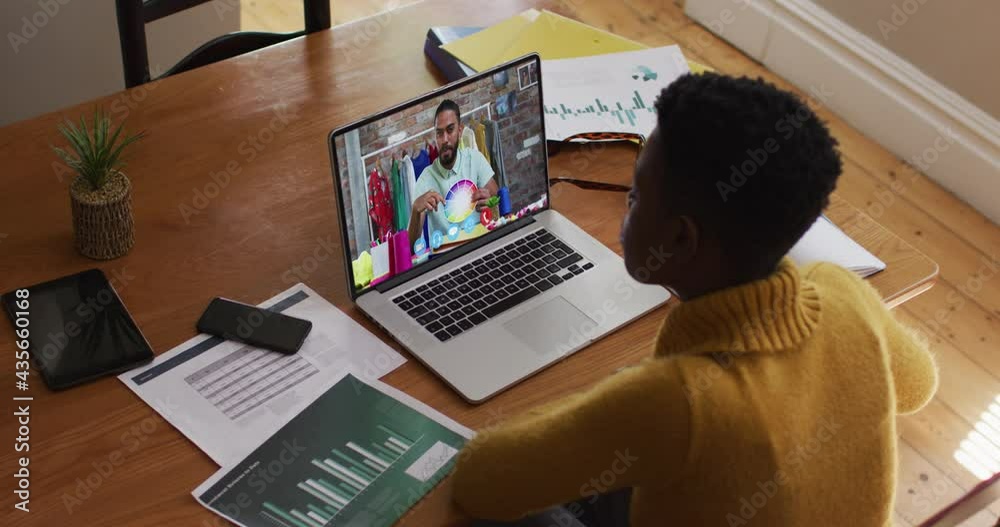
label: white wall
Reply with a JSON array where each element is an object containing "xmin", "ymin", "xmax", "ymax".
[
  {"xmin": 684, "ymin": 0, "xmax": 1000, "ymax": 224},
  {"xmin": 813, "ymin": 0, "xmax": 999, "ymax": 121},
  {"xmin": 1, "ymin": 0, "xmax": 240, "ymax": 126}
]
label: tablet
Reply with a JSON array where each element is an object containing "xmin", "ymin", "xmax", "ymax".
[{"xmin": 2, "ymin": 269, "xmax": 154, "ymax": 390}]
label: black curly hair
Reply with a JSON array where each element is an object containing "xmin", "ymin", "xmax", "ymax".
[
  {"xmin": 654, "ymin": 72, "xmax": 841, "ymax": 267},
  {"xmin": 435, "ymin": 99, "xmax": 461, "ymax": 123}
]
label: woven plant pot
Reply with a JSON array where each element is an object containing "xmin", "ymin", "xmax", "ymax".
[{"xmin": 69, "ymin": 171, "xmax": 134, "ymax": 260}]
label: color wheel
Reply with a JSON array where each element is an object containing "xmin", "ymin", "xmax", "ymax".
[{"xmin": 445, "ymin": 179, "xmax": 477, "ymax": 223}]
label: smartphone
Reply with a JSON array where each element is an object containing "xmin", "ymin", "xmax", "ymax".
[{"xmin": 196, "ymin": 297, "xmax": 312, "ymax": 354}]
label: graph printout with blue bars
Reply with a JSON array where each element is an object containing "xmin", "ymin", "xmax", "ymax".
[{"xmin": 195, "ymin": 374, "xmax": 468, "ymax": 527}]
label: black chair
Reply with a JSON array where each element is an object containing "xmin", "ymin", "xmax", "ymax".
[{"xmin": 115, "ymin": 0, "xmax": 331, "ymax": 88}]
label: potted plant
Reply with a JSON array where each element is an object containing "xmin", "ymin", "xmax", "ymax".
[{"xmin": 53, "ymin": 110, "xmax": 144, "ymax": 260}]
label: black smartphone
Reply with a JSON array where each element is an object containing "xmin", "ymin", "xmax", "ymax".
[{"xmin": 196, "ymin": 297, "xmax": 312, "ymax": 354}]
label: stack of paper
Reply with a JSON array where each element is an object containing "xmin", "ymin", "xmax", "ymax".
[
  {"xmin": 789, "ymin": 216, "xmax": 886, "ymax": 277},
  {"xmin": 122, "ymin": 283, "xmax": 475, "ymax": 526}
]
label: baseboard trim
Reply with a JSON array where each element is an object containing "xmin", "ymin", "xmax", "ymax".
[{"xmin": 685, "ymin": 0, "xmax": 1000, "ymax": 224}]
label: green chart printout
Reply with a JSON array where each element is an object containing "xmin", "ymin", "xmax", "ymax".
[
  {"xmin": 543, "ymin": 90, "xmax": 654, "ymax": 127},
  {"xmin": 194, "ymin": 373, "xmax": 472, "ymax": 527}
]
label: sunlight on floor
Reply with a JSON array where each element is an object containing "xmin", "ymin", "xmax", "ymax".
[{"xmin": 955, "ymin": 397, "xmax": 1000, "ymax": 480}]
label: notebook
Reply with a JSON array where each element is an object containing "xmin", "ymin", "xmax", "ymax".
[
  {"xmin": 789, "ymin": 216, "xmax": 886, "ymax": 277},
  {"xmin": 438, "ymin": 9, "xmax": 539, "ymax": 71},
  {"xmin": 424, "ymin": 26, "xmax": 482, "ymax": 82}
]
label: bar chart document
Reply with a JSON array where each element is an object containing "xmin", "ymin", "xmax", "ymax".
[
  {"xmin": 542, "ymin": 45, "xmax": 690, "ymax": 141},
  {"xmin": 119, "ymin": 283, "xmax": 406, "ymax": 466},
  {"xmin": 194, "ymin": 372, "xmax": 472, "ymax": 527}
]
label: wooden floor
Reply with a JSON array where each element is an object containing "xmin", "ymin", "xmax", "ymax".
[{"xmin": 242, "ymin": 1, "xmax": 1000, "ymax": 525}]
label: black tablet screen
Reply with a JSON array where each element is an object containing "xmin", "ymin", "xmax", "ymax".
[{"xmin": 3, "ymin": 269, "xmax": 153, "ymax": 390}]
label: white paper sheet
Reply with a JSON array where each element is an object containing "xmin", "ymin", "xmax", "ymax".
[
  {"xmin": 789, "ymin": 216, "xmax": 887, "ymax": 277},
  {"xmin": 119, "ymin": 283, "xmax": 406, "ymax": 467},
  {"xmin": 542, "ymin": 46, "xmax": 691, "ymax": 141}
]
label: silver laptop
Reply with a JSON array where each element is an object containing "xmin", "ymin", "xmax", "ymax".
[{"xmin": 328, "ymin": 54, "xmax": 669, "ymax": 403}]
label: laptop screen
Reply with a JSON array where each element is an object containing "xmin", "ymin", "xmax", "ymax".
[{"xmin": 330, "ymin": 56, "xmax": 548, "ymax": 298}]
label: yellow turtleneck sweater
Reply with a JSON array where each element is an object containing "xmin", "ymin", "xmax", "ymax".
[{"xmin": 452, "ymin": 260, "xmax": 938, "ymax": 526}]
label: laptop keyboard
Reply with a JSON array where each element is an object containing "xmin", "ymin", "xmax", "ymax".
[{"xmin": 391, "ymin": 228, "xmax": 595, "ymax": 342}]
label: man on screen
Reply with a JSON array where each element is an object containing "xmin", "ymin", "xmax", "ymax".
[{"xmin": 408, "ymin": 99, "xmax": 498, "ymax": 247}]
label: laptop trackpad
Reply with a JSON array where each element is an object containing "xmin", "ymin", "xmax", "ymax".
[{"xmin": 503, "ymin": 297, "xmax": 597, "ymax": 356}]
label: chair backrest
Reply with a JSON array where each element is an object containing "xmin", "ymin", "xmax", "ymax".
[
  {"xmin": 115, "ymin": 0, "xmax": 330, "ymax": 88},
  {"xmin": 917, "ymin": 472, "xmax": 1000, "ymax": 527}
]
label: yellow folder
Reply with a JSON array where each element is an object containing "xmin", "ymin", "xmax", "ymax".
[
  {"xmin": 439, "ymin": 9, "xmax": 541, "ymax": 72},
  {"xmin": 440, "ymin": 9, "xmax": 710, "ymax": 74},
  {"xmin": 496, "ymin": 11, "xmax": 646, "ymax": 63}
]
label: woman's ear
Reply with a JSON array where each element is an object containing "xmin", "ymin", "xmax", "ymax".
[{"xmin": 673, "ymin": 215, "xmax": 700, "ymax": 262}]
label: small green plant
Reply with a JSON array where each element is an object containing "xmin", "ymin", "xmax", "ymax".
[
  {"xmin": 485, "ymin": 195, "xmax": 500, "ymax": 208},
  {"xmin": 53, "ymin": 109, "xmax": 145, "ymax": 191}
]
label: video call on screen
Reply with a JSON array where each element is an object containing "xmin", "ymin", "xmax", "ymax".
[{"xmin": 333, "ymin": 60, "xmax": 547, "ymax": 293}]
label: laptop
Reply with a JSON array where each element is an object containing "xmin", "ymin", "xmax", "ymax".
[{"xmin": 328, "ymin": 54, "xmax": 670, "ymax": 403}]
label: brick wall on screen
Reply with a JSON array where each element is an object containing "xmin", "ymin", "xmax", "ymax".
[
  {"xmin": 335, "ymin": 68, "xmax": 547, "ymax": 255},
  {"xmin": 497, "ymin": 83, "xmax": 546, "ymax": 213}
]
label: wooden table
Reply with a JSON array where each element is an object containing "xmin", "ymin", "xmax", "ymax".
[{"xmin": 0, "ymin": 1, "xmax": 938, "ymax": 525}]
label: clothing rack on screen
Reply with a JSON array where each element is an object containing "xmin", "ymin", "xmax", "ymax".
[
  {"xmin": 360, "ymin": 102, "xmax": 492, "ymax": 163},
  {"xmin": 360, "ymin": 102, "xmax": 494, "ymax": 243}
]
